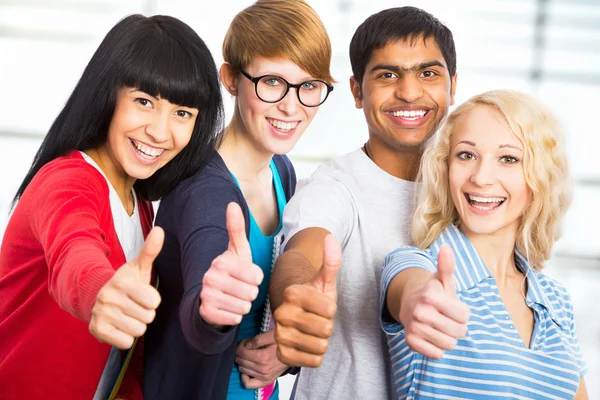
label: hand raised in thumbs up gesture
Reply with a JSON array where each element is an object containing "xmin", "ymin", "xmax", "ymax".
[
  {"xmin": 199, "ymin": 202, "xmax": 264, "ymax": 328},
  {"xmin": 273, "ymin": 234, "xmax": 342, "ymax": 368},
  {"xmin": 398, "ymin": 244, "xmax": 470, "ymax": 359},
  {"xmin": 89, "ymin": 226, "xmax": 164, "ymax": 349}
]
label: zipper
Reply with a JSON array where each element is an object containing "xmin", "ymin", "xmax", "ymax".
[{"xmin": 255, "ymin": 231, "xmax": 285, "ymax": 400}]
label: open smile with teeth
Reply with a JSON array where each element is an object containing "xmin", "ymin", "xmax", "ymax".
[
  {"xmin": 267, "ymin": 118, "xmax": 299, "ymax": 133},
  {"xmin": 389, "ymin": 110, "xmax": 428, "ymax": 120},
  {"xmin": 131, "ymin": 139, "xmax": 165, "ymax": 159},
  {"xmin": 465, "ymin": 193, "xmax": 507, "ymax": 211}
]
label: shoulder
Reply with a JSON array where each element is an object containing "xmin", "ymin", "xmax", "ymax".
[
  {"xmin": 535, "ymin": 271, "xmax": 576, "ymax": 328},
  {"xmin": 157, "ymin": 155, "xmax": 249, "ymax": 227},
  {"xmin": 28, "ymin": 152, "xmax": 108, "ymax": 200}
]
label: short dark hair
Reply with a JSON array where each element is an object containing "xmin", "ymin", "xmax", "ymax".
[
  {"xmin": 350, "ymin": 6, "xmax": 456, "ymax": 85},
  {"xmin": 13, "ymin": 14, "xmax": 224, "ymax": 205}
]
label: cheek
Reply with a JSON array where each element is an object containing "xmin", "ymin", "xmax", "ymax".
[{"xmin": 173, "ymin": 125, "xmax": 194, "ymax": 152}]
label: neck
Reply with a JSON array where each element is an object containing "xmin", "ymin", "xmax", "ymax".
[
  {"xmin": 364, "ymin": 137, "xmax": 422, "ymax": 181},
  {"xmin": 218, "ymin": 115, "xmax": 273, "ymax": 180},
  {"xmin": 84, "ymin": 146, "xmax": 135, "ymax": 212},
  {"xmin": 461, "ymin": 225, "xmax": 521, "ymax": 281}
]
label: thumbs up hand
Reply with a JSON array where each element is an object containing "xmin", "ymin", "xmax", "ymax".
[
  {"xmin": 89, "ymin": 226, "xmax": 164, "ymax": 349},
  {"xmin": 399, "ymin": 244, "xmax": 470, "ymax": 359},
  {"xmin": 199, "ymin": 202, "xmax": 264, "ymax": 328},
  {"xmin": 273, "ymin": 234, "xmax": 342, "ymax": 368}
]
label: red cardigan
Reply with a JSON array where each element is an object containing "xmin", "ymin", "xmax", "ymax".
[{"xmin": 0, "ymin": 151, "xmax": 153, "ymax": 400}]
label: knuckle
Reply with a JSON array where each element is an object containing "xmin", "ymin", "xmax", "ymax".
[
  {"xmin": 316, "ymin": 338, "xmax": 329, "ymax": 354},
  {"xmin": 323, "ymin": 320, "xmax": 334, "ymax": 337},
  {"xmin": 283, "ymin": 286, "xmax": 301, "ymax": 304}
]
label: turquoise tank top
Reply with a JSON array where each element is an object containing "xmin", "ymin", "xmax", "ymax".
[{"xmin": 227, "ymin": 159, "xmax": 286, "ymax": 400}]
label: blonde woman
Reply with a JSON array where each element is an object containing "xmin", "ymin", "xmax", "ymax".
[{"xmin": 381, "ymin": 90, "xmax": 588, "ymax": 399}]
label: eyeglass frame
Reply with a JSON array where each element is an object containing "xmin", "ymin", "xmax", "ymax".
[{"xmin": 238, "ymin": 70, "xmax": 334, "ymax": 107}]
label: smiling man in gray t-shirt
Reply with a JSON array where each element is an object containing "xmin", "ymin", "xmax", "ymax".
[{"xmin": 269, "ymin": 7, "xmax": 458, "ymax": 400}]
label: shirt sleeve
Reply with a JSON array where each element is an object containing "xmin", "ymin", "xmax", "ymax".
[
  {"xmin": 564, "ymin": 293, "xmax": 588, "ymax": 378},
  {"xmin": 281, "ymin": 174, "xmax": 355, "ymax": 249},
  {"xmin": 380, "ymin": 247, "xmax": 436, "ymax": 335},
  {"xmin": 29, "ymin": 161, "xmax": 116, "ymax": 322},
  {"xmin": 175, "ymin": 178, "xmax": 243, "ymax": 355}
]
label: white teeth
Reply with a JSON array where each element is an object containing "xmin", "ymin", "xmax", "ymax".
[
  {"xmin": 390, "ymin": 110, "xmax": 427, "ymax": 118},
  {"xmin": 132, "ymin": 140, "xmax": 164, "ymax": 158},
  {"xmin": 267, "ymin": 118, "xmax": 299, "ymax": 132},
  {"xmin": 468, "ymin": 195, "xmax": 506, "ymax": 203}
]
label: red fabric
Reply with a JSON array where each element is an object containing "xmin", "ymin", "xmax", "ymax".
[{"xmin": 0, "ymin": 151, "xmax": 153, "ymax": 400}]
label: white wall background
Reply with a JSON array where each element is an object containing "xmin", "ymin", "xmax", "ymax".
[{"xmin": 1, "ymin": 1, "xmax": 599, "ymax": 398}]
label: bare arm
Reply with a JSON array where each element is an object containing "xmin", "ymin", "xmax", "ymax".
[
  {"xmin": 574, "ymin": 378, "xmax": 588, "ymax": 400},
  {"xmin": 270, "ymin": 228, "xmax": 342, "ymax": 368},
  {"xmin": 269, "ymin": 227, "xmax": 332, "ymax": 310}
]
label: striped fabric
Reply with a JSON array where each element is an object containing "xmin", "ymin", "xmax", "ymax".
[{"xmin": 380, "ymin": 225, "xmax": 587, "ymax": 399}]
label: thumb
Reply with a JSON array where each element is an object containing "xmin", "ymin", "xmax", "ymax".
[
  {"xmin": 246, "ymin": 330, "xmax": 275, "ymax": 350},
  {"xmin": 134, "ymin": 226, "xmax": 164, "ymax": 284},
  {"xmin": 435, "ymin": 244, "xmax": 456, "ymax": 293},
  {"xmin": 311, "ymin": 234, "xmax": 342, "ymax": 295},
  {"xmin": 226, "ymin": 202, "xmax": 252, "ymax": 262}
]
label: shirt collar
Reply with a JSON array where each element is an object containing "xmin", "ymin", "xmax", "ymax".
[{"xmin": 430, "ymin": 225, "xmax": 567, "ymax": 329}]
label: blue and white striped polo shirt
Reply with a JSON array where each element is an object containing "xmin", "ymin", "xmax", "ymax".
[{"xmin": 380, "ymin": 225, "xmax": 587, "ymax": 399}]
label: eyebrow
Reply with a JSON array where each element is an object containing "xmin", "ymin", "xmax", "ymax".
[
  {"xmin": 128, "ymin": 88, "xmax": 159, "ymax": 101},
  {"xmin": 369, "ymin": 61, "xmax": 446, "ymax": 75},
  {"xmin": 457, "ymin": 141, "xmax": 523, "ymax": 152}
]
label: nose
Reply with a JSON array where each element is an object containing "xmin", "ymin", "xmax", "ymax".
[
  {"xmin": 145, "ymin": 114, "xmax": 170, "ymax": 143},
  {"xmin": 277, "ymin": 87, "xmax": 300, "ymax": 115},
  {"xmin": 395, "ymin": 75, "xmax": 423, "ymax": 103},
  {"xmin": 470, "ymin": 159, "xmax": 497, "ymax": 187}
]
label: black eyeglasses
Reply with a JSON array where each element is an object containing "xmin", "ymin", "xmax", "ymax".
[{"xmin": 239, "ymin": 70, "xmax": 333, "ymax": 107}]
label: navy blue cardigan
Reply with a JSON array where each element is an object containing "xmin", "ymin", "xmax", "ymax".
[{"xmin": 144, "ymin": 152, "xmax": 296, "ymax": 400}]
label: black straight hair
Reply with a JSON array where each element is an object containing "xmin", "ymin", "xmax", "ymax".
[
  {"xmin": 13, "ymin": 14, "xmax": 224, "ymax": 206},
  {"xmin": 350, "ymin": 6, "xmax": 456, "ymax": 85}
]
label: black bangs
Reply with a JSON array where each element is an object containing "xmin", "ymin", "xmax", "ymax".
[
  {"xmin": 118, "ymin": 18, "xmax": 212, "ymax": 110},
  {"xmin": 13, "ymin": 14, "xmax": 224, "ymax": 205}
]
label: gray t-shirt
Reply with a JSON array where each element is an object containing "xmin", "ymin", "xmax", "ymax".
[{"xmin": 282, "ymin": 149, "xmax": 419, "ymax": 400}]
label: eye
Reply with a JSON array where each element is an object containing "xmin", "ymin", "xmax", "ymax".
[
  {"xmin": 175, "ymin": 110, "xmax": 193, "ymax": 119},
  {"xmin": 457, "ymin": 151, "xmax": 475, "ymax": 160},
  {"xmin": 301, "ymin": 81, "xmax": 318, "ymax": 91},
  {"xmin": 136, "ymin": 98, "xmax": 154, "ymax": 108},
  {"xmin": 263, "ymin": 76, "xmax": 284, "ymax": 86},
  {"xmin": 420, "ymin": 70, "xmax": 438, "ymax": 79},
  {"xmin": 500, "ymin": 155, "xmax": 520, "ymax": 164},
  {"xmin": 379, "ymin": 72, "xmax": 397, "ymax": 80}
]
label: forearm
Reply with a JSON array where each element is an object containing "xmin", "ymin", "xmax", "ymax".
[{"xmin": 269, "ymin": 249, "xmax": 316, "ymax": 310}]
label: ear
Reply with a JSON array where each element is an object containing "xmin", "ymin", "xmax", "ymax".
[
  {"xmin": 349, "ymin": 76, "xmax": 363, "ymax": 109},
  {"xmin": 450, "ymin": 72, "xmax": 458, "ymax": 106},
  {"xmin": 220, "ymin": 62, "xmax": 238, "ymax": 96}
]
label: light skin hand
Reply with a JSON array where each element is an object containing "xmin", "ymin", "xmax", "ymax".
[
  {"xmin": 393, "ymin": 244, "xmax": 471, "ymax": 359},
  {"xmin": 199, "ymin": 202, "xmax": 263, "ymax": 328},
  {"xmin": 89, "ymin": 226, "xmax": 164, "ymax": 350},
  {"xmin": 236, "ymin": 330, "xmax": 288, "ymax": 389},
  {"xmin": 274, "ymin": 234, "xmax": 342, "ymax": 368}
]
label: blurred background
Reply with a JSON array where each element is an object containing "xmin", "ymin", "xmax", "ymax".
[{"xmin": 0, "ymin": 0, "xmax": 598, "ymax": 398}]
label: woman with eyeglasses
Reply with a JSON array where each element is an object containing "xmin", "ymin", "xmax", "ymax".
[{"xmin": 142, "ymin": 1, "xmax": 334, "ymax": 399}]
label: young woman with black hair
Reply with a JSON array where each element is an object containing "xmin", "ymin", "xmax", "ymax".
[{"xmin": 0, "ymin": 14, "xmax": 223, "ymax": 400}]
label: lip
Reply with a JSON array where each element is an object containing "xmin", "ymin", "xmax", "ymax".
[
  {"xmin": 463, "ymin": 192, "xmax": 506, "ymax": 216},
  {"xmin": 266, "ymin": 118, "xmax": 300, "ymax": 139},
  {"xmin": 385, "ymin": 107, "xmax": 433, "ymax": 128},
  {"xmin": 129, "ymin": 138, "xmax": 166, "ymax": 166}
]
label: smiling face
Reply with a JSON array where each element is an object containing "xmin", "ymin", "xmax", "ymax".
[
  {"xmin": 102, "ymin": 86, "xmax": 198, "ymax": 182},
  {"xmin": 351, "ymin": 36, "xmax": 456, "ymax": 154},
  {"xmin": 227, "ymin": 57, "xmax": 321, "ymax": 155},
  {"xmin": 449, "ymin": 105, "xmax": 532, "ymax": 238}
]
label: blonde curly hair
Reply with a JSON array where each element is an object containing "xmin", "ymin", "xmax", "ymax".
[{"xmin": 412, "ymin": 90, "xmax": 571, "ymax": 269}]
